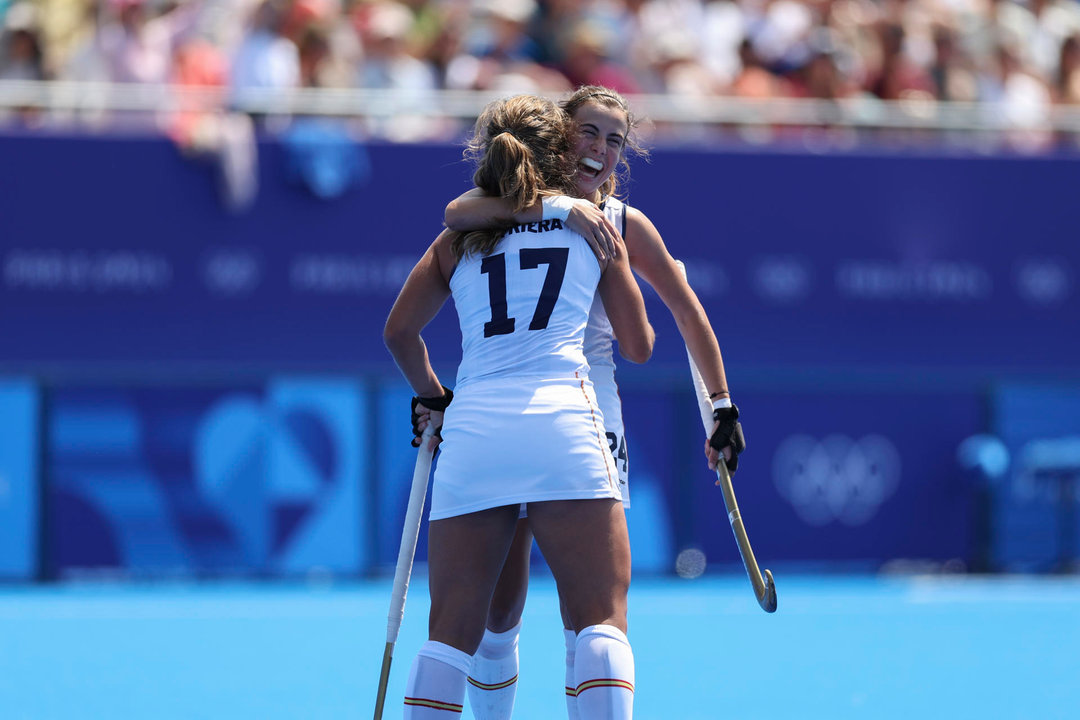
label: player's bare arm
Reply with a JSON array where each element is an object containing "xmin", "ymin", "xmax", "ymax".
[
  {"xmin": 383, "ymin": 230, "xmax": 458, "ymax": 445},
  {"xmin": 598, "ymin": 249, "xmax": 654, "ymax": 364},
  {"xmin": 623, "ymin": 206, "xmax": 731, "ymax": 469},
  {"xmin": 444, "ymin": 189, "xmax": 621, "ymax": 263}
]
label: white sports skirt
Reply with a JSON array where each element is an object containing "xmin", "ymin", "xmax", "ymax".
[{"xmin": 429, "ymin": 375, "xmax": 622, "ymax": 521}]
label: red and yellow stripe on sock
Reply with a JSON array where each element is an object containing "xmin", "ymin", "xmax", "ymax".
[
  {"xmin": 403, "ymin": 696, "xmax": 463, "ymax": 713},
  {"xmin": 575, "ymin": 678, "xmax": 635, "ymax": 695},
  {"xmin": 467, "ymin": 674, "xmax": 518, "ymax": 691}
]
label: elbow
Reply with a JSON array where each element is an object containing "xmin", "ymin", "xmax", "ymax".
[
  {"xmin": 383, "ymin": 319, "xmax": 412, "ymax": 357},
  {"xmin": 618, "ymin": 326, "xmax": 655, "ymax": 364},
  {"xmin": 443, "ymin": 200, "xmax": 465, "ymax": 230}
]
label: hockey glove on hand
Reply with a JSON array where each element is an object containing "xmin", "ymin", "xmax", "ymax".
[
  {"xmin": 709, "ymin": 404, "xmax": 746, "ymax": 473},
  {"xmin": 410, "ymin": 386, "xmax": 454, "ymax": 447}
]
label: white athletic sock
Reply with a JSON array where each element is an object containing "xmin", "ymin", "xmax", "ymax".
[
  {"xmin": 563, "ymin": 628, "xmax": 580, "ymax": 720},
  {"xmin": 404, "ymin": 640, "xmax": 471, "ymax": 718},
  {"xmin": 466, "ymin": 622, "xmax": 521, "ymax": 720},
  {"xmin": 574, "ymin": 624, "xmax": 635, "ymax": 720}
]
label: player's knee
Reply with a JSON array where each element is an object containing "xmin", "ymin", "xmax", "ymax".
[
  {"xmin": 563, "ymin": 597, "xmax": 627, "ymax": 635},
  {"xmin": 430, "ymin": 606, "xmax": 487, "ymax": 655},
  {"xmin": 486, "ymin": 601, "xmax": 525, "ymax": 632}
]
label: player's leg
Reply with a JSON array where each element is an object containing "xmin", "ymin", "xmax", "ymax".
[
  {"xmin": 528, "ymin": 499, "xmax": 635, "ymax": 719},
  {"xmin": 560, "ymin": 417, "xmax": 629, "ymax": 719},
  {"xmin": 404, "ymin": 505, "xmax": 520, "ymax": 719},
  {"xmin": 468, "ymin": 518, "xmax": 533, "ymax": 719},
  {"xmin": 561, "ymin": 620, "xmax": 580, "ymax": 719}
]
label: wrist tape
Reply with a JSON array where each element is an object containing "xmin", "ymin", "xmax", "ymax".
[{"xmin": 541, "ymin": 195, "xmax": 575, "ymax": 221}]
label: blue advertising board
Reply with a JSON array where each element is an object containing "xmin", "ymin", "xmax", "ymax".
[
  {"xmin": 45, "ymin": 377, "xmax": 366, "ymax": 578},
  {"xmin": 989, "ymin": 384, "xmax": 1080, "ymax": 572},
  {"xmin": 681, "ymin": 387, "xmax": 985, "ymax": 570},
  {"xmin": 0, "ymin": 378, "xmax": 38, "ymax": 579}
]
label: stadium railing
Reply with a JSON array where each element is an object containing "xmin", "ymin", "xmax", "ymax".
[{"xmin": 2, "ymin": 80, "xmax": 1080, "ymax": 139}]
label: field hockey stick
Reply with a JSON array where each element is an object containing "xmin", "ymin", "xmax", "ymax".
[
  {"xmin": 373, "ymin": 423, "xmax": 436, "ymax": 720},
  {"xmin": 675, "ymin": 261, "xmax": 777, "ymax": 613}
]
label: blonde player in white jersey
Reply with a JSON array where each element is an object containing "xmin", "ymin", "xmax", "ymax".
[
  {"xmin": 384, "ymin": 94, "xmax": 654, "ymax": 720},
  {"xmin": 444, "ymin": 86, "xmax": 746, "ymax": 720}
]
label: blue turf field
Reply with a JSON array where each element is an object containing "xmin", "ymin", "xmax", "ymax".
[{"xmin": 1, "ymin": 574, "xmax": 1077, "ymax": 719}]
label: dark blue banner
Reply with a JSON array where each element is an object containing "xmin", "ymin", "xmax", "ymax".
[{"xmin": 1, "ymin": 134, "xmax": 1077, "ymax": 381}]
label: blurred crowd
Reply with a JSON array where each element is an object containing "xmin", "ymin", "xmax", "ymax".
[{"xmin": 2, "ymin": 0, "xmax": 1080, "ymax": 142}]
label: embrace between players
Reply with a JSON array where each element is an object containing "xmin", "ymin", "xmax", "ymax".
[{"xmin": 384, "ymin": 86, "xmax": 746, "ymax": 720}]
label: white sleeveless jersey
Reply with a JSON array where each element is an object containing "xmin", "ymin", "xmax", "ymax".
[
  {"xmin": 452, "ymin": 219, "xmax": 600, "ymax": 386},
  {"xmin": 582, "ymin": 197, "xmax": 625, "ymax": 375},
  {"xmin": 583, "ymin": 197, "xmax": 631, "ymax": 504},
  {"xmin": 431, "ymin": 219, "xmax": 621, "ymax": 520}
]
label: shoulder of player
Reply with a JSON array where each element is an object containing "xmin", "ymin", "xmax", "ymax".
[
  {"xmin": 432, "ymin": 228, "xmax": 458, "ymax": 281},
  {"xmin": 623, "ymin": 205, "xmax": 665, "ymax": 257}
]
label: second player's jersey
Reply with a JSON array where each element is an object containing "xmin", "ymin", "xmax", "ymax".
[
  {"xmin": 582, "ymin": 197, "xmax": 631, "ymax": 502},
  {"xmin": 451, "ymin": 219, "xmax": 601, "ymax": 387},
  {"xmin": 583, "ymin": 197, "xmax": 627, "ymax": 374}
]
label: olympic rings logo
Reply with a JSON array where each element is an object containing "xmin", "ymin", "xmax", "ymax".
[{"xmin": 772, "ymin": 434, "xmax": 901, "ymax": 526}]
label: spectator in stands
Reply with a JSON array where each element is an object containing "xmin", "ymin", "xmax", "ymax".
[
  {"xmin": 641, "ymin": 27, "xmax": 718, "ymax": 96},
  {"xmin": 424, "ymin": 3, "xmax": 469, "ymax": 88},
  {"xmin": 928, "ymin": 24, "xmax": 979, "ymax": 103},
  {"xmin": 731, "ymin": 37, "xmax": 789, "ymax": 99},
  {"xmin": 985, "ymin": 41, "xmax": 1055, "ymax": 151},
  {"xmin": 698, "ymin": 0, "xmax": 748, "ymax": 93},
  {"xmin": 355, "ymin": 1, "xmax": 439, "ymax": 139},
  {"xmin": 790, "ymin": 29, "xmax": 856, "ymax": 101},
  {"xmin": 98, "ymin": 0, "xmax": 204, "ymax": 84},
  {"xmin": 866, "ymin": 21, "xmax": 935, "ymax": 102},
  {"xmin": 446, "ymin": 0, "xmax": 568, "ymax": 93},
  {"xmin": 170, "ymin": 33, "xmax": 258, "ymax": 213},
  {"xmin": 0, "ymin": 2, "xmax": 47, "ymax": 125},
  {"xmin": 0, "ymin": 2, "xmax": 46, "ymax": 81},
  {"xmin": 355, "ymin": 1, "xmax": 434, "ymax": 91},
  {"xmin": 1055, "ymin": 34, "xmax": 1080, "ymax": 104},
  {"xmin": 470, "ymin": 0, "xmax": 541, "ymax": 65},
  {"xmin": 55, "ymin": 1, "xmax": 111, "ymax": 84},
  {"xmin": 297, "ymin": 23, "xmax": 330, "ymax": 88},
  {"xmin": 231, "ymin": 0, "xmax": 300, "ymax": 103},
  {"xmin": 559, "ymin": 21, "xmax": 640, "ymax": 95}
]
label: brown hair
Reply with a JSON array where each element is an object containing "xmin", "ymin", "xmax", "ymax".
[
  {"xmin": 559, "ymin": 85, "xmax": 647, "ymax": 201},
  {"xmin": 453, "ymin": 95, "xmax": 578, "ymax": 259}
]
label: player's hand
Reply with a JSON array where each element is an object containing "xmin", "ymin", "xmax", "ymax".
[
  {"xmin": 564, "ymin": 198, "xmax": 621, "ymax": 265},
  {"xmin": 412, "ymin": 408, "xmax": 444, "ymax": 451},
  {"xmin": 705, "ymin": 434, "xmax": 730, "ymax": 472},
  {"xmin": 411, "ymin": 386, "xmax": 454, "ymax": 450},
  {"xmin": 706, "ymin": 404, "xmax": 745, "ymax": 474}
]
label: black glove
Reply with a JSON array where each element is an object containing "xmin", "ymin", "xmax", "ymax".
[
  {"xmin": 709, "ymin": 403, "xmax": 746, "ymax": 473},
  {"xmin": 410, "ymin": 386, "xmax": 453, "ymax": 447}
]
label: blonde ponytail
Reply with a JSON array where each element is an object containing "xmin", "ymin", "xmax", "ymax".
[{"xmin": 453, "ymin": 96, "xmax": 577, "ymax": 259}]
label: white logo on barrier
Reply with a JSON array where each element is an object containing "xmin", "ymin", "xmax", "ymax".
[
  {"xmin": 202, "ymin": 249, "xmax": 262, "ymax": 296},
  {"xmin": 1014, "ymin": 258, "xmax": 1071, "ymax": 306},
  {"xmin": 835, "ymin": 261, "xmax": 991, "ymax": 301},
  {"xmin": 3, "ymin": 250, "xmax": 172, "ymax": 292},
  {"xmin": 752, "ymin": 256, "xmax": 812, "ymax": 303},
  {"xmin": 289, "ymin": 254, "xmax": 415, "ymax": 295},
  {"xmin": 773, "ymin": 434, "xmax": 901, "ymax": 526}
]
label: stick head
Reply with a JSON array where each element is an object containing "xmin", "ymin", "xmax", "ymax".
[{"xmin": 759, "ymin": 569, "xmax": 778, "ymax": 613}]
